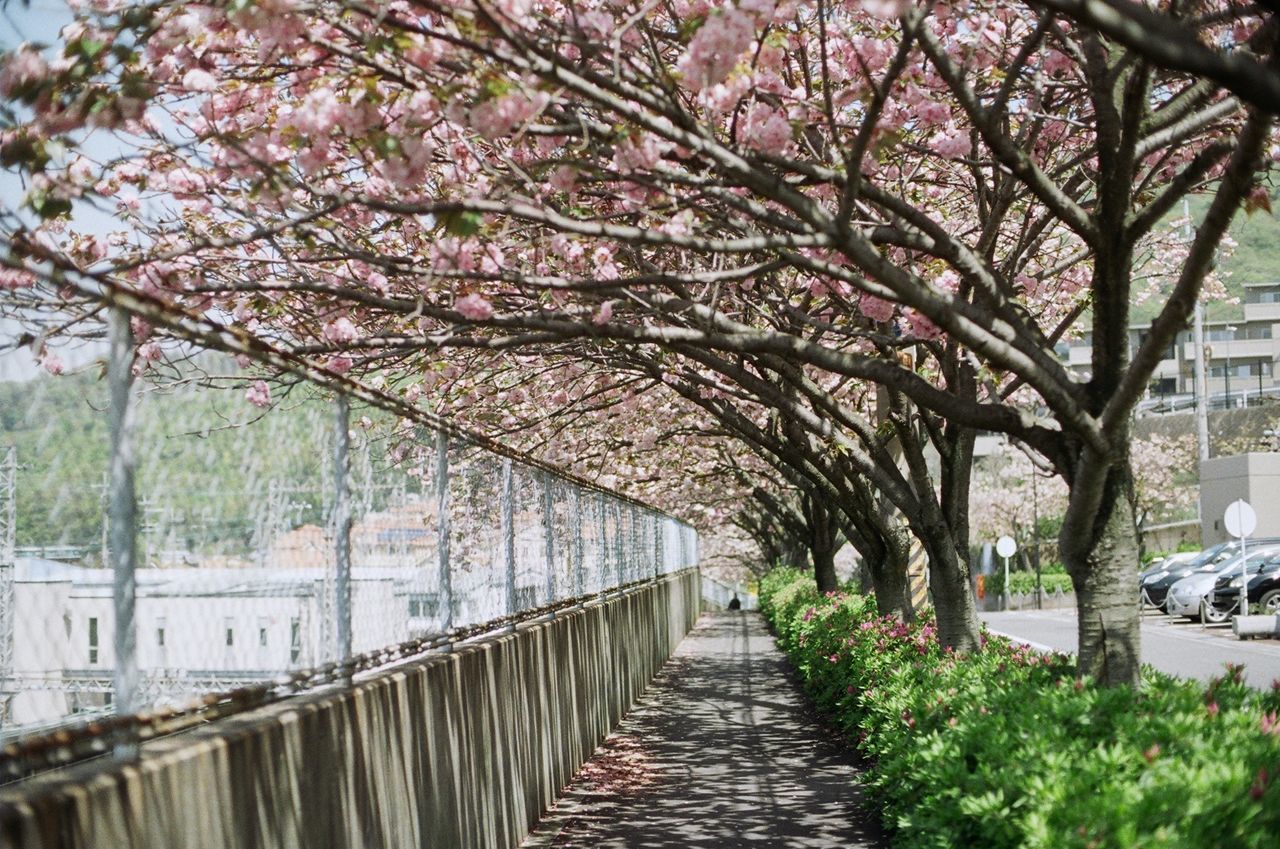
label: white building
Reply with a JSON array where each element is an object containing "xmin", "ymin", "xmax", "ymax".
[{"xmin": 2, "ymin": 557, "xmax": 416, "ymax": 731}]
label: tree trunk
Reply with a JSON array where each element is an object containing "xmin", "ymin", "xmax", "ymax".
[
  {"xmin": 925, "ymin": 537, "xmax": 982, "ymax": 653},
  {"xmin": 808, "ymin": 494, "xmax": 840, "ymax": 592},
  {"xmin": 813, "ymin": 544, "xmax": 838, "ymax": 593},
  {"xmin": 857, "ymin": 559, "xmax": 874, "ymax": 595},
  {"xmin": 866, "ymin": 527, "xmax": 914, "ymax": 622},
  {"xmin": 784, "ymin": 541, "xmax": 810, "ymax": 570},
  {"xmin": 1062, "ymin": 482, "xmax": 1142, "ymax": 687}
]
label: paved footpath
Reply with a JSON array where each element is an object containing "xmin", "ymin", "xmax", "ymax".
[{"xmin": 521, "ymin": 611, "xmax": 886, "ymax": 848}]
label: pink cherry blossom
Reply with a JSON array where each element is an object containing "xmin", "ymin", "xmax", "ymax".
[
  {"xmin": 904, "ymin": 309, "xmax": 942, "ymax": 340},
  {"xmin": 468, "ymin": 92, "xmax": 546, "ymax": 140},
  {"xmin": 39, "ymin": 351, "xmax": 64, "ymax": 376},
  {"xmin": 292, "ymin": 87, "xmax": 344, "ymax": 136},
  {"xmin": 548, "ymin": 165, "xmax": 577, "ymax": 194},
  {"xmin": 863, "ymin": 0, "xmax": 907, "ymax": 19},
  {"xmin": 0, "ymin": 47, "xmax": 49, "ymax": 97},
  {"xmin": 455, "ymin": 293, "xmax": 494, "ymax": 320},
  {"xmin": 858, "ymin": 293, "xmax": 895, "ymax": 323},
  {"xmin": 323, "ymin": 316, "xmax": 359, "ymax": 344},
  {"xmin": 930, "ymin": 124, "xmax": 972, "ymax": 159},
  {"xmin": 676, "ymin": 9, "xmax": 755, "ymax": 92},
  {"xmin": 0, "ymin": 268, "xmax": 35, "ymax": 290},
  {"xmin": 593, "ymin": 300, "xmax": 615, "ymax": 325},
  {"xmin": 739, "ymin": 104, "xmax": 792, "ymax": 155},
  {"xmin": 244, "ymin": 379, "xmax": 271, "ymax": 407},
  {"xmin": 613, "ymin": 133, "xmax": 668, "ymax": 174},
  {"xmin": 181, "ymin": 68, "xmax": 218, "ymax": 92}
]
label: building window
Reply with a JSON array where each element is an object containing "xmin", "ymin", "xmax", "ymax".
[
  {"xmin": 408, "ymin": 593, "xmax": 438, "ymax": 618},
  {"xmin": 1211, "ymin": 362, "xmax": 1265, "ymax": 378},
  {"xmin": 225, "ymin": 617, "xmax": 235, "ymax": 647},
  {"xmin": 88, "ymin": 617, "xmax": 99, "ymax": 665},
  {"xmin": 289, "ymin": 617, "xmax": 302, "ymax": 664}
]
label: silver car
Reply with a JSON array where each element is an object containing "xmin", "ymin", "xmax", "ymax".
[{"xmin": 1165, "ymin": 545, "xmax": 1280, "ymax": 622}]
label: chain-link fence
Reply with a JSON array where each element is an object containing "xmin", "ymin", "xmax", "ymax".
[{"xmin": 0, "ymin": 316, "xmax": 697, "ymax": 775}]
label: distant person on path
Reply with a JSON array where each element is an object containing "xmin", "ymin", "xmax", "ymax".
[{"xmin": 728, "ymin": 594, "xmax": 742, "ymax": 610}]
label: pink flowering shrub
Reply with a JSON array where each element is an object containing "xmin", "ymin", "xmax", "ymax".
[{"xmin": 759, "ymin": 568, "xmax": 1280, "ymax": 848}]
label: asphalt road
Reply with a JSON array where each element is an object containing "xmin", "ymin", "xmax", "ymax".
[{"xmin": 980, "ymin": 609, "xmax": 1280, "ymax": 689}]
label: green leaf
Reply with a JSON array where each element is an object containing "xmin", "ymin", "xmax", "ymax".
[
  {"xmin": 437, "ymin": 209, "xmax": 483, "ymax": 236},
  {"xmin": 28, "ymin": 191, "xmax": 73, "ymax": 220}
]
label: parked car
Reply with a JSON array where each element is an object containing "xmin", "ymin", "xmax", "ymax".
[
  {"xmin": 1165, "ymin": 546, "xmax": 1280, "ymax": 622},
  {"xmin": 1140, "ymin": 551, "xmax": 1199, "ymax": 584},
  {"xmin": 1141, "ymin": 541, "xmax": 1280, "ymax": 609},
  {"xmin": 1208, "ymin": 553, "xmax": 1280, "ymax": 617}
]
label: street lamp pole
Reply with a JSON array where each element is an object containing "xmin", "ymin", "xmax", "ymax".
[
  {"xmin": 1188, "ymin": 199, "xmax": 1210, "ymax": 465},
  {"xmin": 1032, "ymin": 471, "xmax": 1041, "ymax": 610}
]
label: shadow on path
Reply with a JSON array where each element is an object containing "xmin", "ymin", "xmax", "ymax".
[{"xmin": 521, "ymin": 611, "xmax": 886, "ymax": 848}]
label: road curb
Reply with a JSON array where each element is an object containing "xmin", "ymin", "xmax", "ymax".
[{"xmin": 984, "ymin": 628, "xmax": 1059, "ymax": 655}]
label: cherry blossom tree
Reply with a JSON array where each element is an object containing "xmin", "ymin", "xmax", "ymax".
[{"xmin": 2, "ymin": 0, "xmax": 1276, "ymax": 682}]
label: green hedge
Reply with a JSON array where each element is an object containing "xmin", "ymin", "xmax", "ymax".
[
  {"xmin": 984, "ymin": 570, "xmax": 1073, "ymax": 597},
  {"xmin": 759, "ymin": 568, "xmax": 1280, "ymax": 849}
]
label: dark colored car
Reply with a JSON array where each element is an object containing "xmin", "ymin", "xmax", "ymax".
[
  {"xmin": 1208, "ymin": 554, "xmax": 1280, "ymax": 616},
  {"xmin": 1141, "ymin": 540, "xmax": 1280, "ymax": 609},
  {"xmin": 1139, "ymin": 551, "xmax": 1199, "ymax": 584}
]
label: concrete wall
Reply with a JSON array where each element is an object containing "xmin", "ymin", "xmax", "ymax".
[
  {"xmin": 1201, "ymin": 453, "xmax": 1280, "ymax": 545},
  {"xmin": 0, "ymin": 569, "xmax": 701, "ymax": 849},
  {"xmin": 1140, "ymin": 519, "xmax": 1201, "ymax": 555}
]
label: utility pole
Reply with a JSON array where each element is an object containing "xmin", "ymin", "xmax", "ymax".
[
  {"xmin": 107, "ymin": 309, "xmax": 140, "ymax": 758},
  {"xmin": 1187, "ymin": 199, "xmax": 1211, "ymax": 465},
  {"xmin": 332, "ymin": 395, "xmax": 352, "ymax": 676}
]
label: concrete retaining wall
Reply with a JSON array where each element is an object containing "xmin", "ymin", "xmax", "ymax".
[{"xmin": 0, "ymin": 570, "xmax": 701, "ymax": 849}]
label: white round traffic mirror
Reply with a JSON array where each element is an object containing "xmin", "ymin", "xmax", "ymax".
[
  {"xmin": 1224, "ymin": 499, "xmax": 1257, "ymax": 539},
  {"xmin": 996, "ymin": 535, "xmax": 1017, "ymax": 558}
]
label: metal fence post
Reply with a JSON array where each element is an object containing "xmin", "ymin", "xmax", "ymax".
[
  {"xmin": 332, "ymin": 395, "xmax": 352, "ymax": 679},
  {"xmin": 597, "ymin": 492, "xmax": 608, "ymax": 593},
  {"xmin": 501, "ymin": 459, "xmax": 515, "ymax": 618},
  {"xmin": 571, "ymin": 488, "xmax": 584, "ymax": 597},
  {"xmin": 631, "ymin": 504, "xmax": 643, "ymax": 581},
  {"xmin": 543, "ymin": 472, "xmax": 556, "ymax": 609},
  {"xmin": 614, "ymin": 501, "xmax": 626, "ymax": 588},
  {"xmin": 435, "ymin": 431, "xmax": 453, "ymax": 634},
  {"xmin": 653, "ymin": 513, "xmax": 663, "ymax": 579},
  {"xmin": 107, "ymin": 309, "xmax": 139, "ymax": 759}
]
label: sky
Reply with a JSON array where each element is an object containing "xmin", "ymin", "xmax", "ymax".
[{"xmin": 2, "ymin": 1, "xmax": 111, "ymax": 382}]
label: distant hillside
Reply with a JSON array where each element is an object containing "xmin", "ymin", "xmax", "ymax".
[
  {"xmin": 0, "ymin": 369, "xmax": 394, "ymax": 558},
  {"xmin": 1132, "ymin": 192, "xmax": 1280, "ymax": 325}
]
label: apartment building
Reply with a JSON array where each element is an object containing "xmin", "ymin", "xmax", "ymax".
[{"xmin": 1064, "ymin": 282, "xmax": 1280, "ymax": 409}]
